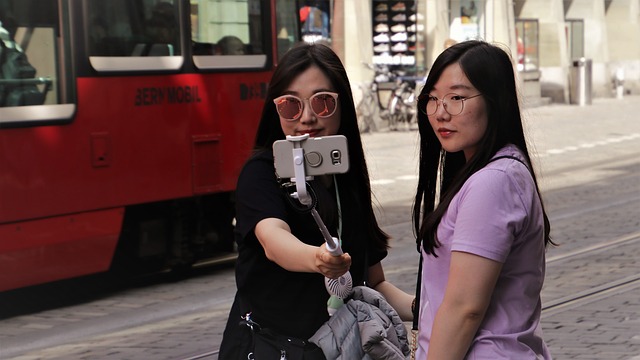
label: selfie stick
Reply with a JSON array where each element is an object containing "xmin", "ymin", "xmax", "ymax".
[
  {"xmin": 285, "ymin": 135, "xmax": 353, "ymax": 315},
  {"xmin": 288, "ymin": 134, "xmax": 313, "ymax": 207}
]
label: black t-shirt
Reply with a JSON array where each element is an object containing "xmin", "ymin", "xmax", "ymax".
[{"xmin": 229, "ymin": 149, "xmax": 386, "ymax": 340}]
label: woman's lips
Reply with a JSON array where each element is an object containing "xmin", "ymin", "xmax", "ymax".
[
  {"xmin": 438, "ymin": 128, "xmax": 455, "ymax": 137},
  {"xmin": 299, "ymin": 129, "xmax": 319, "ymax": 137}
]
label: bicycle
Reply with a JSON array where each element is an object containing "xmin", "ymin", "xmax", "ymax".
[
  {"xmin": 355, "ymin": 63, "xmax": 399, "ymax": 132},
  {"xmin": 356, "ymin": 63, "xmax": 424, "ymax": 131},
  {"xmin": 387, "ymin": 74, "xmax": 425, "ymax": 130},
  {"xmin": 356, "ymin": 80, "xmax": 380, "ymax": 133}
]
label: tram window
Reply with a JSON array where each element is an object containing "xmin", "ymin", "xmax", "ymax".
[
  {"xmin": 0, "ymin": 1, "xmax": 57, "ymax": 107},
  {"xmin": 87, "ymin": 0, "xmax": 181, "ymax": 57},
  {"xmin": 86, "ymin": 0, "xmax": 184, "ymax": 72},
  {"xmin": 0, "ymin": 0, "xmax": 73, "ymax": 126},
  {"xmin": 191, "ymin": 0, "xmax": 268, "ymax": 69},
  {"xmin": 275, "ymin": 0, "xmax": 300, "ymax": 61}
]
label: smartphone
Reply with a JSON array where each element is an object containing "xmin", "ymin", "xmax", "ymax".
[{"xmin": 273, "ymin": 135, "xmax": 350, "ymax": 178}]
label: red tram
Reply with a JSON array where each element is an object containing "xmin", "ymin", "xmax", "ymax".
[{"xmin": 0, "ymin": 0, "xmax": 301, "ymax": 291}]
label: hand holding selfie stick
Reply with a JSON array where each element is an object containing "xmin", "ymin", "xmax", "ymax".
[{"xmin": 284, "ymin": 134, "xmax": 353, "ymax": 315}]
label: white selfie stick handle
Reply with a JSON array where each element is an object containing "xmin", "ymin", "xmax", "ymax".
[
  {"xmin": 286, "ymin": 134, "xmax": 313, "ymax": 206},
  {"xmin": 325, "ymin": 236, "xmax": 343, "ymax": 256},
  {"xmin": 310, "ymin": 208, "xmax": 343, "ymax": 255},
  {"xmin": 292, "ymin": 147, "xmax": 312, "ymax": 206}
]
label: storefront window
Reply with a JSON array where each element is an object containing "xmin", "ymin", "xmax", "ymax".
[
  {"xmin": 449, "ymin": 0, "xmax": 483, "ymax": 42},
  {"xmin": 515, "ymin": 19, "xmax": 539, "ymax": 72}
]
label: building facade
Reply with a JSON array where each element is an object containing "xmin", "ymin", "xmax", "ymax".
[{"xmin": 335, "ymin": 0, "xmax": 639, "ymax": 106}]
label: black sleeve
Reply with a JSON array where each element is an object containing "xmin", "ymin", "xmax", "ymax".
[
  {"xmin": 369, "ymin": 245, "xmax": 388, "ymax": 266},
  {"xmin": 234, "ymin": 151, "xmax": 288, "ymax": 246}
]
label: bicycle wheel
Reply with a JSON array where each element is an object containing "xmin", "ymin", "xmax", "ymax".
[
  {"xmin": 356, "ymin": 85, "xmax": 378, "ymax": 133},
  {"xmin": 387, "ymin": 95, "xmax": 401, "ymax": 131}
]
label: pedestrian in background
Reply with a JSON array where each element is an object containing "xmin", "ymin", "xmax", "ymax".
[
  {"xmin": 216, "ymin": 35, "xmax": 245, "ymax": 55},
  {"xmin": 412, "ymin": 40, "xmax": 553, "ymax": 359},
  {"xmin": 219, "ymin": 43, "xmax": 412, "ymax": 359}
]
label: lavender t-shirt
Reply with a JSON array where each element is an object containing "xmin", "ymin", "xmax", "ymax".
[{"xmin": 416, "ymin": 145, "xmax": 551, "ymax": 359}]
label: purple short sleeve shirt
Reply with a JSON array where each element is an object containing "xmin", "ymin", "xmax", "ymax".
[{"xmin": 416, "ymin": 145, "xmax": 552, "ymax": 359}]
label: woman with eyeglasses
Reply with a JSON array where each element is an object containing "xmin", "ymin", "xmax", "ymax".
[
  {"xmin": 412, "ymin": 40, "xmax": 553, "ymax": 359},
  {"xmin": 219, "ymin": 43, "xmax": 413, "ymax": 359}
]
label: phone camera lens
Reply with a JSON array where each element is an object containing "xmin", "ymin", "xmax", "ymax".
[{"xmin": 331, "ymin": 150, "xmax": 341, "ymax": 165}]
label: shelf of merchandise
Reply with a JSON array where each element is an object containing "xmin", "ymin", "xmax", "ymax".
[{"xmin": 371, "ymin": 0, "xmax": 417, "ymax": 66}]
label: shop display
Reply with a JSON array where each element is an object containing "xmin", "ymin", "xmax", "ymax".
[{"xmin": 371, "ymin": 0, "xmax": 417, "ymax": 65}]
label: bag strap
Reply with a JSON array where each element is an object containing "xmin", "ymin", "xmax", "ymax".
[
  {"xmin": 487, "ymin": 154, "xmax": 529, "ymax": 170},
  {"xmin": 410, "ymin": 251, "xmax": 422, "ymax": 360},
  {"xmin": 412, "ymin": 252, "xmax": 422, "ymax": 331},
  {"xmin": 362, "ymin": 244, "xmax": 369, "ymax": 286}
]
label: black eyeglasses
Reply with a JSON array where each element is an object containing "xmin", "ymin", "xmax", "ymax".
[
  {"xmin": 273, "ymin": 92, "xmax": 339, "ymax": 121},
  {"xmin": 419, "ymin": 93, "xmax": 482, "ymax": 116}
]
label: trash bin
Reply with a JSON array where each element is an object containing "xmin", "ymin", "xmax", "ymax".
[
  {"xmin": 569, "ymin": 58, "xmax": 592, "ymax": 105},
  {"xmin": 614, "ymin": 67, "xmax": 625, "ymax": 100}
]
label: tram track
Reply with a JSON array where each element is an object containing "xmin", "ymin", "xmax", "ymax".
[
  {"xmin": 548, "ymin": 193, "xmax": 640, "ymax": 222},
  {"xmin": 547, "ymin": 231, "xmax": 640, "ymax": 263},
  {"xmin": 540, "ymin": 151, "xmax": 640, "ymax": 178},
  {"xmin": 541, "ymin": 231, "xmax": 640, "ymax": 317},
  {"xmin": 542, "ymin": 273, "xmax": 640, "ymax": 316}
]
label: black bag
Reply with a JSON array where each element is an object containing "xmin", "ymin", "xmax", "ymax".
[
  {"xmin": 241, "ymin": 314, "xmax": 316, "ymax": 360},
  {"xmin": 251, "ymin": 327, "xmax": 307, "ymax": 359}
]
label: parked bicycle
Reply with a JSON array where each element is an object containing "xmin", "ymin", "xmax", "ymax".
[
  {"xmin": 356, "ymin": 81, "xmax": 377, "ymax": 133},
  {"xmin": 387, "ymin": 73, "xmax": 424, "ymax": 130},
  {"xmin": 356, "ymin": 63, "xmax": 425, "ymax": 132}
]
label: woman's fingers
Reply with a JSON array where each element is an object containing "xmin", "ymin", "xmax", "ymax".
[{"xmin": 315, "ymin": 244, "xmax": 351, "ymax": 278}]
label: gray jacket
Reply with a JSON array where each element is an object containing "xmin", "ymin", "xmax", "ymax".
[{"xmin": 309, "ymin": 286, "xmax": 410, "ymax": 360}]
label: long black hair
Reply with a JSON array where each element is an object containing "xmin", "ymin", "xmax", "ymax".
[
  {"xmin": 253, "ymin": 42, "xmax": 389, "ymax": 252},
  {"xmin": 413, "ymin": 40, "xmax": 552, "ymax": 256}
]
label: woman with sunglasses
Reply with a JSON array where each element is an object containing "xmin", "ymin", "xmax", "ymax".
[
  {"xmin": 412, "ymin": 40, "xmax": 553, "ymax": 359},
  {"xmin": 219, "ymin": 43, "xmax": 413, "ymax": 359}
]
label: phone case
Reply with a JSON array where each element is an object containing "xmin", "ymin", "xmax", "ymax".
[{"xmin": 273, "ymin": 135, "xmax": 350, "ymax": 178}]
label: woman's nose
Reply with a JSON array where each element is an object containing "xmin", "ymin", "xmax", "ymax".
[
  {"xmin": 299, "ymin": 100, "xmax": 316, "ymax": 124},
  {"xmin": 434, "ymin": 100, "xmax": 450, "ymax": 121}
]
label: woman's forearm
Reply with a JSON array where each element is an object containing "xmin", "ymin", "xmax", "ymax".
[
  {"xmin": 256, "ymin": 219, "xmax": 320, "ymax": 272},
  {"xmin": 374, "ymin": 280, "xmax": 415, "ymax": 321},
  {"xmin": 255, "ymin": 218, "xmax": 352, "ymax": 278},
  {"xmin": 427, "ymin": 305, "xmax": 483, "ymax": 360},
  {"xmin": 427, "ymin": 252, "xmax": 501, "ymax": 359},
  {"xmin": 368, "ymin": 262, "xmax": 415, "ymax": 321}
]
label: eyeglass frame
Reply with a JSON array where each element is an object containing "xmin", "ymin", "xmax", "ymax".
[
  {"xmin": 273, "ymin": 91, "xmax": 340, "ymax": 121},
  {"xmin": 418, "ymin": 93, "xmax": 483, "ymax": 116}
]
